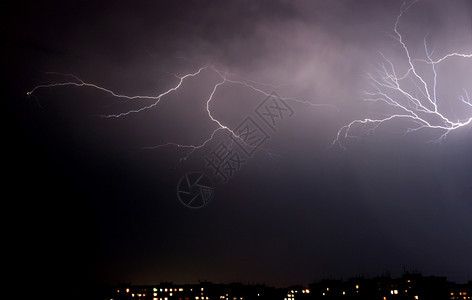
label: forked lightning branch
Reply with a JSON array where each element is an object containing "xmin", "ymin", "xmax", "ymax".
[
  {"xmin": 333, "ymin": 0, "xmax": 472, "ymax": 149},
  {"xmin": 27, "ymin": 66, "xmax": 330, "ymax": 162},
  {"xmin": 27, "ymin": 0, "xmax": 471, "ymax": 156}
]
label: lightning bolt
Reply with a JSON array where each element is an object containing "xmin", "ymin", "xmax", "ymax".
[
  {"xmin": 28, "ymin": 65, "xmax": 336, "ymax": 163},
  {"xmin": 333, "ymin": 0, "xmax": 472, "ymax": 149}
]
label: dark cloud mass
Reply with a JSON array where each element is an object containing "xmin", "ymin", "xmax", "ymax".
[{"xmin": 4, "ymin": 0, "xmax": 472, "ymax": 297}]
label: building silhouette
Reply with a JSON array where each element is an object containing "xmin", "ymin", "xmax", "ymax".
[{"xmin": 105, "ymin": 273, "xmax": 471, "ymax": 300}]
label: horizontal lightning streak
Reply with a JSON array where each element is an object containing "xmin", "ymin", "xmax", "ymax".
[{"xmin": 28, "ymin": 64, "xmax": 334, "ymax": 163}]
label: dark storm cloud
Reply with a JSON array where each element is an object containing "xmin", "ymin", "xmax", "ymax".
[{"xmin": 5, "ymin": 0, "xmax": 472, "ymax": 293}]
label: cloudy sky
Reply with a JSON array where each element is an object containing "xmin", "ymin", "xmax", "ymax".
[{"xmin": 5, "ymin": 0, "xmax": 472, "ymax": 296}]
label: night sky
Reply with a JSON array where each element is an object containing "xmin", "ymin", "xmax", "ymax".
[{"xmin": 4, "ymin": 0, "xmax": 472, "ymax": 296}]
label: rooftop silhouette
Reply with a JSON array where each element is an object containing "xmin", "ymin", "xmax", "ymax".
[{"xmin": 103, "ymin": 272, "xmax": 471, "ymax": 300}]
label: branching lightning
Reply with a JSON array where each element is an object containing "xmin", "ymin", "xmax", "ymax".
[
  {"xmin": 28, "ymin": 1, "xmax": 468, "ymax": 158},
  {"xmin": 28, "ymin": 65, "xmax": 335, "ymax": 163},
  {"xmin": 333, "ymin": 0, "xmax": 472, "ymax": 149}
]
